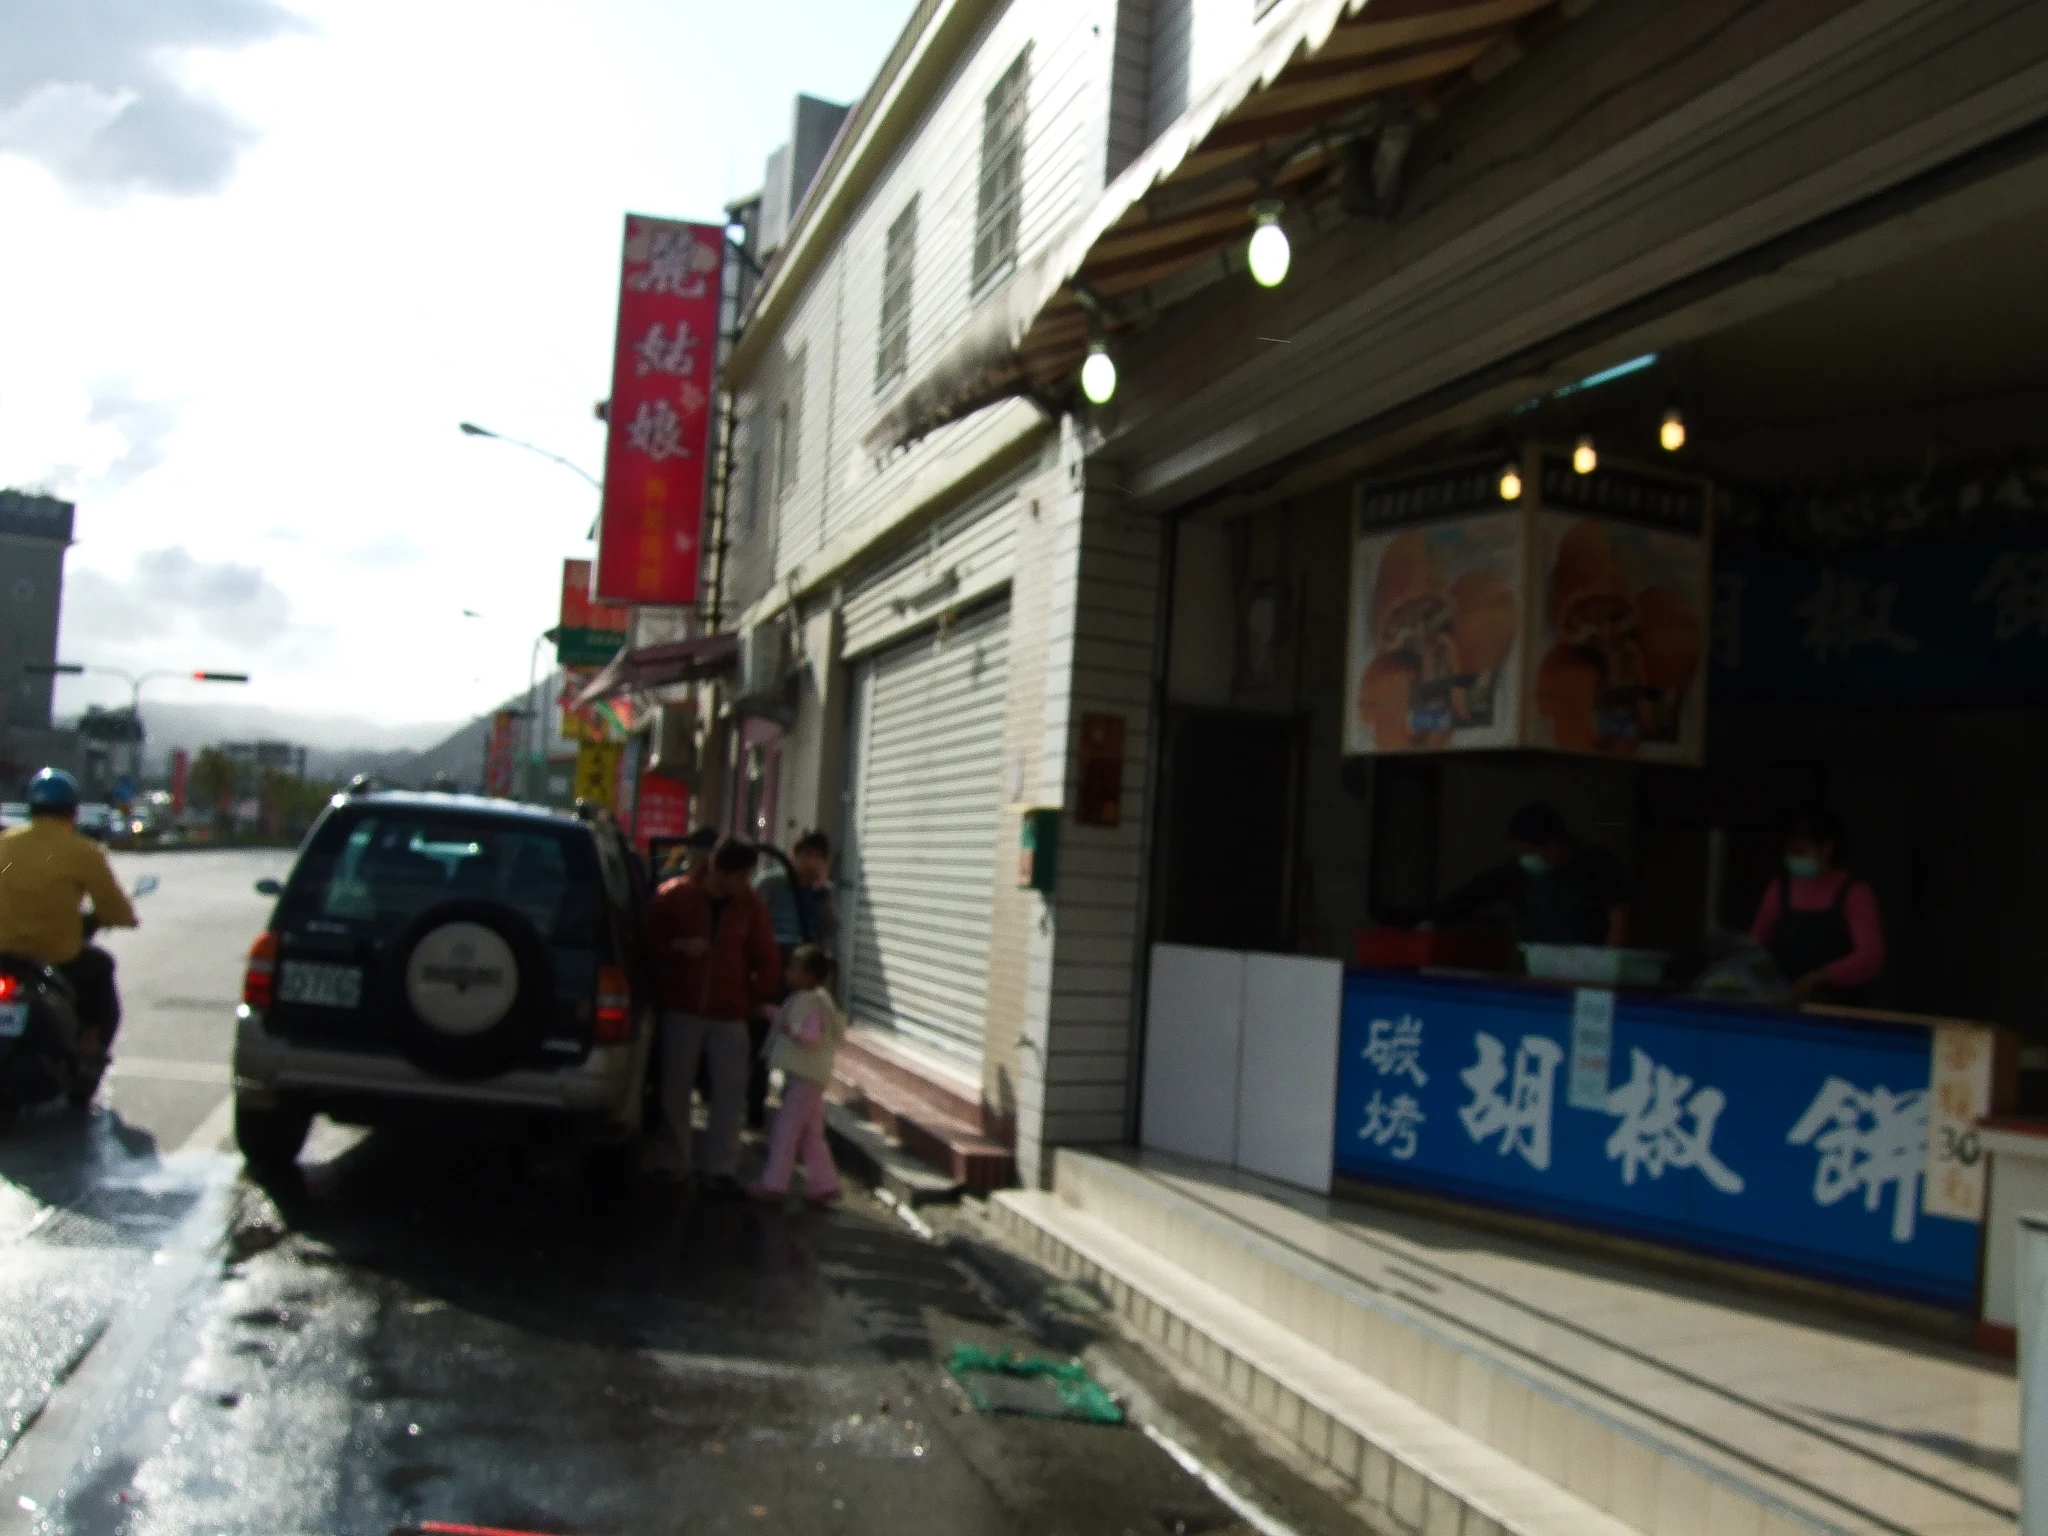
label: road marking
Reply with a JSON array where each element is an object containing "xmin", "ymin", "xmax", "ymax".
[
  {"xmin": 175, "ymin": 1092, "xmax": 237, "ymax": 1157},
  {"xmin": 109, "ymin": 1056, "xmax": 231, "ymax": 1086},
  {"xmin": 0, "ymin": 1173, "xmax": 236, "ymax": 1530},
  {"xmin": 1141, "ymin": 1424, "xmax": 1304, "ymax": 1536}
]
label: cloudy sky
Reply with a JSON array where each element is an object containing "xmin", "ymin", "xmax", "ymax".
[{"xmin": 0, "ymin": 0, "xmax": 909, "ymax": 731}]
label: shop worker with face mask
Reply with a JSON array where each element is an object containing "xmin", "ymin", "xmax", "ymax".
[
  {"xmin": 1749, "ymin": 808, "xmax": 1884, "ymax": 1005},
  {"xmin": 1433, "ymin": 802, "xmax": 1632, "ymax": 949}
]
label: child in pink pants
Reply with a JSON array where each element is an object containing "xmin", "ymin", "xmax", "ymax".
[{"xmin": 748, "ymin": 945, "xmax": 847, "ymax": 1207}]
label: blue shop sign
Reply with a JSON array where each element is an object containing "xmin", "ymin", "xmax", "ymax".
[
  {"xmin": 1712, "ymin": 537, "xmax": 2048, "ymax": 704},
  {"xmin": 1334, "ymin": 972, "xmax": 1977, "ymax": 1309}
]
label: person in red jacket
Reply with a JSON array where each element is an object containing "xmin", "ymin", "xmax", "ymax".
[{"xmin": 644, "ymin": 838, "xmax": 783, "ymax": 1196}]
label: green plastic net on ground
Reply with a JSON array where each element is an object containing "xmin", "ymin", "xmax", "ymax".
[{"xmin": 944, "ymin": 1343, "xmax": 1126, "ymax": 1424}]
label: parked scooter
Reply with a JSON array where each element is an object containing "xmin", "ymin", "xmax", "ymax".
[{"xmin": 0, "ymin": 873, "xmax": 158, "ymax": 1133}]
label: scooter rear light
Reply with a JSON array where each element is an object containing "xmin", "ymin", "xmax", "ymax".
[
  {"xmin": 243, "ymin": 931, "xmax": 279, "ymax": 1008},
  {"xmin": 593, "ymin": 964, "xmax": 631, "ymax": 1044},
  {"xmin": 0, "ymin": 974, "xmax": 18, "ymax": 1003}
]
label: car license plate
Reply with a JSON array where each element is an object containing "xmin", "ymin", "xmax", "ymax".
[
  {"xmin": 277, "ymin": 961, "xmax": 363, "ymax": 1010},
  {"xmin": 0, "ymin": 1002, "xmax": 26, "ymax": 1039}
]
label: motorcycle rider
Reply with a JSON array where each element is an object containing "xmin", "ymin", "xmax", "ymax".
[{"xmin": 0, "ymin": 769, "xmax": 138, "ymax": 1056}]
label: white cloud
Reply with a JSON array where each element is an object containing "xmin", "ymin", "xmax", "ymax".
[
  {"xmin": 63, "ymin": 545, "xmax": 294, "ymax": 652},
  {"xmin": 2, "ymin": 0, "xmax": 915, "ymax": 727},
  {"xmin": 0, "ymin": 0, "xmax": 312, "ymax": 198},
  {"xmin": 86, "ymin": 381, "xmax": 180, "ymax": 487}
]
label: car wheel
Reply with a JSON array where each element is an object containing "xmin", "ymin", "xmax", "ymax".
[
  {"xmin": 381, "ymin": 900, "xmax": 555, "ymax": 1080},
  {"xmin": 235, "ymin": 1094, "xmax": 312, "ymax": 1168}
]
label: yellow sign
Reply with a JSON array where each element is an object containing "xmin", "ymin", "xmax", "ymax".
[{"xmin": 573, "ymin": 740, "xmax": 622, "ymax": 809}]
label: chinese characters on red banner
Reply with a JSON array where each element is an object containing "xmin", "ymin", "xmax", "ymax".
[{"xmin": 594, "ymin": 216, "xmax": 724, "ymax": 606}]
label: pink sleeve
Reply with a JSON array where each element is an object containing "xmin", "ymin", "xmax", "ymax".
[
  {"xmin": 786, "ymin": 997, "xmax": 824, "ymax": 1046},
  {"xmin": 1749, "ymin": 880, "xmax": 1782, "ymax": 945},
  {"xmin": 1825, "ymin": 883, "xmax": 1885, "ymax": 989}
]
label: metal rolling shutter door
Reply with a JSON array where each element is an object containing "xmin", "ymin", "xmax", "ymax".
[{"xmin": 847, "ymin": 600, "xmax": 1010, "ymax": 1063}]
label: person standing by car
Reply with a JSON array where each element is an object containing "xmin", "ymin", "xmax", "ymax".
[
  {"xmin": 644, "ymin": 839, "xmax": 781, "ymax": 1196},
  {"xmin": 747, "ymin": 943, "xmax": 845, "ymax": 1207},
  {"xmin": 790, "ymin": 830, "xmax": 838, "ymax": 958},
  {"xmin": 0, "ymin": 769, "xmax": 138, "ymax": 1056}
]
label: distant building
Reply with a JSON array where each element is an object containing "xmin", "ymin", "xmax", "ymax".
[
  {"xmin": 224, "ymin": 739, "xmax": 310, "ymax": 779},
  {"xmin": 0, "ymin": 490, "xmax": 79, "ymax": 794}
]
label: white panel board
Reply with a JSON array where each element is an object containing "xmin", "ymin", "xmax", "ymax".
[
  {"xmin": 1139, "ymin": 944, "xmax": 1244, "ymax": 1166},
  {"xmin": 1235, "ymin": 953, "xmax": 1343, "ymax": 1193}
]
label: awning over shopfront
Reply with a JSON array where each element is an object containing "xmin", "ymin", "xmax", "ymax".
[
  {"xmin": 574, "ymin": 632, "xmax": 739, "ymax": 705},
  {"xmin": 863, "ymin": 0, "xmax": 1554, "ymax": 455}
]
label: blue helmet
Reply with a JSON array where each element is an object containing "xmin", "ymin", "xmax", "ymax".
[{"xmin": 26, "ymin": 768, "xmax": 80, "ymax": 813}]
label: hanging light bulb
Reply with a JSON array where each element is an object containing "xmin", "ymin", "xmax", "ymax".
[
  {"xmin": 1080, "ymin": 340, "xmax": 1118, "ymax": 405},
  {"xmin": 1247, "ymin": 200, "xmax": 1290, "ymax": 288},
  {"xmin": 1498, "ymin": 462, "xmax": 1522, "ymax": 501},
  {"xmin": 1659, "ymin": 408, "xmax": 1686, "ymax": 452},
  {"xmin": 1572, "ymin": 435, "xmax": 1597, "ymax": 475}
]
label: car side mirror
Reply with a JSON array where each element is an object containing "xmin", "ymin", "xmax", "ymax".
[{"xmin": 255, "ymin": 878, "xmax": 283, "ymax": 897}]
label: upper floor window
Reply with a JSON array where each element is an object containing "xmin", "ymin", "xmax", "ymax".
[
  {"xmin": 973, "ymin": 47, "xmax": 1029, "ymax": 294},
  {"xmin": 876, "ymin": 196, "xmax": 918, "ymax": 392},
  {"xmin": 774, "ymin": 348, "xmax": 805, "ymax": 502}
]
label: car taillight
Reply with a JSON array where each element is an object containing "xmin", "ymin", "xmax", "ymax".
[
  {"xmin": 0, "ymin": 974, "xmax": 18, "ymax": 1003},
  {"xmin": 243, "ymin": 932, "xmax": 279, "ymax": 1008},
  {"xmin": 593, "ymin": 964, "xmax": 630, "ymax": 1044}
]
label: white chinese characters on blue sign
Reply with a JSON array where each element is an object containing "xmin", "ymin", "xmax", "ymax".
[
  {"xmin": 1459, "ymin": 1032, "xmax": 1565, "ymax": 1171},
  {"xmin": 1360, "ymin": 1092, "xmax": 1426, "ymax": 1160},
  {"xmin": 1602, "ymin": 1047, "xmax": 1745, "ymax": 1195},
  {"xmin": 1363, "ymin": 1015, "xmax": 1428, "ymax": 1085},
  {"xmin": 1356, "ymin": 1014, "xmax": 1429, "ymax": 1160},
  {"xmin": 1787, "ymin": 1078, "xmax": 1929, "ymax": 1243}
]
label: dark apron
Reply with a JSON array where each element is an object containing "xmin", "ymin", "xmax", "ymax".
[
  {"xmin": 1517, "ymin": 860, "xmax": 1607, "ymax": 945},
  {"xmin": 1766, "ymin": 873, "xmax": 1864, "ymax": 1003}
]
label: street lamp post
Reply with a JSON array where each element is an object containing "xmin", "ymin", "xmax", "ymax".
[
  {"xmin": 458, "ymin": 422, "xmax": 602, "ymax": 491},
  {"xmin": 22, "ymin": 663, "xmax": 249, "ymax": 793}
]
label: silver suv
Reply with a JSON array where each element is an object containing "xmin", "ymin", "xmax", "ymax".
[{"xmin": 232, "ymin": 789, "xmax": 654, "ymax": 1176}]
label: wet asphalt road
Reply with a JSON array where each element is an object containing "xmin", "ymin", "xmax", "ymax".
[{"xmin": 0, "ymin": 850, "xmax": 1250, "ymax": 1536}]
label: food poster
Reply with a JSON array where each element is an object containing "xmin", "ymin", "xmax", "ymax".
[
  {"xmin": 1346, "ymin": 510, "xmax": 1526, "ymax": 755},
  {"xmin": 1530, "ymin": 511, "xmax": 1708, "ymax": 762}
]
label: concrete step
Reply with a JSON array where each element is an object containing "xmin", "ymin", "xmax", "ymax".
[
  {"xmin": 998, "ymin": 1150, "xmax": 2016, "ymax": 1536},
  {"xmin": 830, "ymin": 1034, "xmax": 1014, "ymax": 1190},
  {"xmin": 991, "ymin": 1187, "xmax": 1641, "ymax": 1536},
  {"xmin": 822, "ymin": 1100, "xmax": 962, "ymax": 1206}
]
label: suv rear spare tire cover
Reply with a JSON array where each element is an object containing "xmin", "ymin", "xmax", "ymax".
[{"xmin": 382, "ymin": 900, "xmax": 555, "ymax": 1079}]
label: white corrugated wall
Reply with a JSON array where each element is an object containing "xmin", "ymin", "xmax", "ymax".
[{"xmin": 841, "ymin": 599, "xmax": 1012, "ymax": 1063}]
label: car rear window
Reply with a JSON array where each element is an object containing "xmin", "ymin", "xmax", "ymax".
[{"xmin": 282, "ymin": 809, "xmax": 603, "ymax": 944}]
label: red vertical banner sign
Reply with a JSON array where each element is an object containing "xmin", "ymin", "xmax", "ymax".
[
  {"xmin": 635, "ymin": 773, "xmax": 690, "ymax": 853},
  {"xmin": 594, "ymin": 215, "xmax": 725, "ymax": 606},
  {"xmin": 170, "ymin": 748, "xmax": 190, "ymax": 813},
  {"xmin": 485, "ymin": 710, "xmax": 519, "ymax": 798}
]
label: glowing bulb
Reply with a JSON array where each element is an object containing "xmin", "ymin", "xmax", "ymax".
[
  {"xmin": 1660, "ymin": 409, "xmax": 1686, "ymax": 452},
  {"xmin": 1498, "ymin": 464, "xmax": 1522, "ymax": 501},
  {"xmin": 1247, "ymin": 201, "xmax": 1290, "ymax": 288},
  {"xmin": 1080, "ymin": 342, "xmax": 1117, "ymax": 405},
  {"xmin": 1572, "ymin": 435, "xmax": 1597, "ymax": 475}
]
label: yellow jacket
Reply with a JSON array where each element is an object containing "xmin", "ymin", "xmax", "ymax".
[{"xmin": 0, "ymin": 818, "xmax": 138, "ymax": 965}]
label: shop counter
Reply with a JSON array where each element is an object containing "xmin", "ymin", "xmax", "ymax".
[{"xmin": 1333, "ymin": 969, "xmax": 2003, "ymax": 1311}]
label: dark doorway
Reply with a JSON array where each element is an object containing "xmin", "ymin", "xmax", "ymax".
[{"xmin": 1151, "ymin": 709, "xmax": 1303, "ymax": 952}]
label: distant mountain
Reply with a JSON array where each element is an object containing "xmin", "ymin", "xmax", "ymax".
[
  {"xmin": 83, "ymin": 701, "xmax": 460, "ymax": 782},
  {"xmin": 82, "ymin": 680, "xmax": 573, "ymax": 792}
]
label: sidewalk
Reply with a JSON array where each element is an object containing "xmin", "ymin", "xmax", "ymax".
[{"xmin": 992, "ymin": 1148, "xmax": 2016, "ymax": 1535}]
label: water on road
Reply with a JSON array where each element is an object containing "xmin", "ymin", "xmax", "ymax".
[{"xmin": 0, "ymin": 848, "xmax": 1252, "ymax": 1535}]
